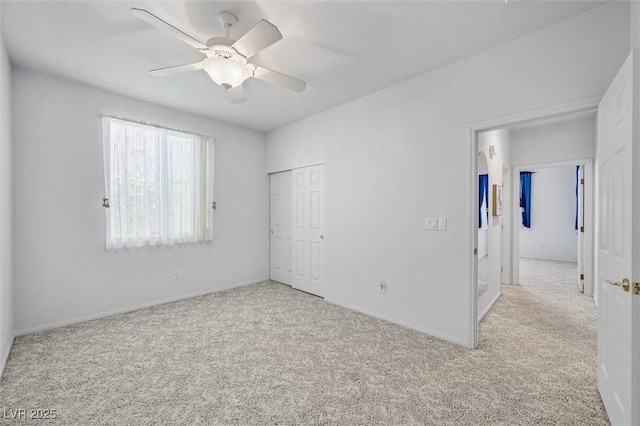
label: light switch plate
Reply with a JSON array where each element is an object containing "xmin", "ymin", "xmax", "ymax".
[
  {"xmin": 425, "ymin": 218, "xmax": 438, "ymax": 230},
  {"xmin": 438, "ymin": 218, "xmax": 447, "ymax": 230}
]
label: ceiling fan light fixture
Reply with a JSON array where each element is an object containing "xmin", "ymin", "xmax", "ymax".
[
  {"xmin": 131, "ymin": 8, "xmax": 306, "ymax": 101},
  {"xmin": 202, "ymin": 57, "xmax": 250, "ymax": 89}
]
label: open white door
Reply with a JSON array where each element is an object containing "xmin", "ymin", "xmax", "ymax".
[
  {"xmin": 270, "ymin": 171, "xmax": 293, "ymax": 285},
  {"xmin": 292, "ymin": 164, "xmax": 325, "ymax": 296},
  {"xmin": 596, "ymin": 51, "xmax": 640, "ymax": 426},
  {"xmin": 577, "ymin": 165, "xmax": 584, "ymax": 293}
]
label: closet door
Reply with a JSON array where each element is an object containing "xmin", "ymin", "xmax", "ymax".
[
  {"xmin": 291, "ymin": 165, "xmax": 324, "ymax": 296},
  {"xmin": 269, "ymin": 171, "xmax": 293, "ymax": 285}
]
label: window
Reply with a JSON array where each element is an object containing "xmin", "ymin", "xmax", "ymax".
[{"xmin": 102, "ymin": 117, "xmax": 215, "ymax": 250}]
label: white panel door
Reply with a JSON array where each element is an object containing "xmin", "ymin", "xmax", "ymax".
[
  {"xmin": 596, "ymin": 51, "xmax": 639, "ymax": 426},
  {"xmin": 270, "ymin": 171, "xmax": 293, "ymax": 285},
  {"xmin": 292, "ymin": 164, "xmax": 324, "ymax": 296},
  {"xmin": 577, "ymin": 165, "xmax": 584, "ymax": 293}
]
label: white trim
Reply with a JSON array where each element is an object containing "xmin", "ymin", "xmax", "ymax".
[
  {"xmin": 0, "ymin": 334, "xmax": 15, "ymax": 379},
  {"xmin": 467, "ymin": 97, "xmax": 601, "ymax": 349},
  {"xmin": 478, "ymin": 291, "xmax": 501, "ymax": 321},
  {"xmin": 325, "ymin": 297, "xmax": 468, "ymax": 348},
  {"xmin": 502, "ymin": 165, "xmax": 513, "ymax": 286},
  {"xmin": 468, "ymin": 125, "xmax": 478, "ymax": 349},
  {"xmin": 468, "ymin": 97, "xmax": 600, "ymax": 134},
  {"xmin": 15, "ymin": 279, "xmax": 267, "ymax": 336}
]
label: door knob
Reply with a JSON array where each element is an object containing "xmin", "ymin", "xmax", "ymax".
[{"xmin": 606, "ymin": 278, "xmax": 630, "ymax": 292}]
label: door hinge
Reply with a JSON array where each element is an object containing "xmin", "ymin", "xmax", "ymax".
[
  {"xmin": 102, "ymin": 198, "xmax": 110, "ymax": 208},
  {"xmin": 580, "ymin": 273, "xmax": 584, "ymax": 280},
  {"xmin": 580, "ymin": 226, "xmax": 584, "ymax": 233},
  {"xmin": 474, "ymin": 248, "xmax": 477, "ymax": 255},
  {"xmin": 580, "ymin": 178, "xmax": 584, "ymax": 185},
  {"xmin": 212, "ymin": 201, "xmax": 217, "ymax": 210}
]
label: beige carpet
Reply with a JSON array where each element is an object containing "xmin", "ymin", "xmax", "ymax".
[{"xmin": 0, "ymin": 261, "xmax": 607, "ymax": 425}]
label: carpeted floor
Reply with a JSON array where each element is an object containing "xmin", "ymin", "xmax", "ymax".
[{"xmin": 0, "ymin": 259, "xmax": 607, "ymax": 425}]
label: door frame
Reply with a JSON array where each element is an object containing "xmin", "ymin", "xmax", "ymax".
[
  {"xmin": 268, "ymin": 163, "xmax": 325, "ymax": 288},
  {"xmin": 510, "ymin": 159, "xmax": 594, "ymax": 297},
  {"xmin": 467, "ymin": 96, "xmax": 600, "ymax": 349}
]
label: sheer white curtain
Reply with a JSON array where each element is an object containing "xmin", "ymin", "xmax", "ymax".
[{"xmin": 102, "ymin": 117, "xmax": 214, "ymax": 250}]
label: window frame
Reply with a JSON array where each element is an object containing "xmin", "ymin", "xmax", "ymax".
[{"xmin": 102, "ymin": 116, "xmax": 215, "ymax": 250}]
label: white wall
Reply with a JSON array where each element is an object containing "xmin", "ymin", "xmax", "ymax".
[
  {"xmin": 477, "ymin": 129, "xmax": 509, "ymax": 318},
  {"xmin": 510, "ymin": 113, "xmax": 596, "ymax": 290},
  {"xmin": 520, "ymin": 166, "xmax": 578, "ymax": 262},
  {"xmin": 510, "ymin": 114, "xmax": 596, "ymax": 166},
  {"xmin": 632, "ymin": 1, "xmax": 640, "ymax": 50},
  {"xmin": 12, "ymin": 69, "xmax": 269, "ymax": 333},
  {"xmin": 477, "ymin": 217, "xmax": 488, "ymax": 258},
  {"xmin": 266, "ymin": 3, "xmax": 629, "ymax": 346},
  {"xmin": 0, "ymin": 3, "xmax": 15, "ymax": 376}
]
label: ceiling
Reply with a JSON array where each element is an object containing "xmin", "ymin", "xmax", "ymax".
[{"xmin": 1, "ymin": 0, "xmax": 609, "ymax": 132}]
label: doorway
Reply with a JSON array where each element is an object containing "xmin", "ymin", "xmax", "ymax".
[
  {"xmin": 468, "ymin": 98, "xmax": 599, "ymax": 349},
  {"xmin": 476, "ymin": 129, "xmax": 508, "ymax": 320},
  {"xmin": 511, "ymin": 160, "xmax": 593, "ymax": 297}
]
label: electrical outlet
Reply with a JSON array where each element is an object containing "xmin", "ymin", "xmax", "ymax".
[
  {"xmin": 172, "ymin": 270, "xmax": 180, "ymax": 280},
  {"xmin": 379, "ymin": 281, "xmax": 386, "ymax": 294}
]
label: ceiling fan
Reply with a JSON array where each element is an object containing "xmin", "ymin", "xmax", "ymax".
[{"xmin": 130, "ymin": 8, "xmax": 306, "ymax": 103}]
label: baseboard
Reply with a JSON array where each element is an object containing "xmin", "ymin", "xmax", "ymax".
[
  {"xmin": 324, "ymin": 297, "xmax": 469, "ymax": 348},
  {"xmin": 0, "ymin": 334, "xmax": 15, "ymax": 380},
  {"xmin": 478, "ymin": 291, "xmax": 501, "ymax": 321},
  {"xmin": 16, "ymin": 278, "xmax": 267, "ymax": 336}
]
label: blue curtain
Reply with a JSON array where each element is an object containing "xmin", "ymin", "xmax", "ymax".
[
  {"xmin": 575, "ymin": 166, "xmax": 580, "ymax": 231},
  {"xmin": 479, "ymin": 174, "xmax": 489, "ymax": 228},
  {"xmin": 520, "ymin": 172, "xmax": 532, "ymax": 228}
]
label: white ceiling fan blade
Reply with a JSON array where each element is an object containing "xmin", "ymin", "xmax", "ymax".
[
  {"xmin": 131, "ymin": 8, "xmax": 207, "ymax": 50},
  {"xmin": 227, "ymin": 85, "xmax": 247, "ymax": 103},
  {"xmin": 232, "ymin": 20, "xmax": 282, "ymax": 59},
  {"xmin": 251, "ymin": 65, "xmax": 306, "ymax": 93},
  {"xmin": 150, "ymin": 62, "xmax": 203, "ymax": 77}
]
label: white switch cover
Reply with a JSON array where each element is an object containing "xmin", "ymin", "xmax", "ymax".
[
  {"xmin": 438, "ymin": 218, "xmax": 447, "ymax": 230},
  {"xmin": 425, "ymin": 218, "xmax": 438, "ymax": 230}
]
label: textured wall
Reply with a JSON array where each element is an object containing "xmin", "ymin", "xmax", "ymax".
[
  {"xmin": 266, "ymin": 4, "xmax": 629, "ymax": 346},
  {"xmin": 12, "ymin": 69, "xmax": 270, "ymax": 333},
  {"xmin": 0, "ymin": 2, "xmax": 15, "ymax": 376}
]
